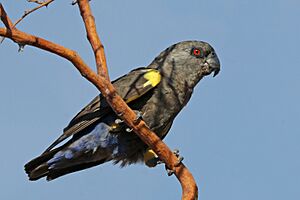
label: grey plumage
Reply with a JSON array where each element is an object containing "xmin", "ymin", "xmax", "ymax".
[{"xmin": 24, "ymin": 40, "xmax": 220, "ymax": 181}]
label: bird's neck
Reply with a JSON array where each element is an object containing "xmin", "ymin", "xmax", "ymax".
[{"xmin": 149, "ymin": 61, "xmax": 204, "ymax": 107}]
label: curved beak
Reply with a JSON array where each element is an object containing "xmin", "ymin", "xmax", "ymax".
[{"xmin": 206, "ymin": 55, "xmax": 221, "ymax": 77}]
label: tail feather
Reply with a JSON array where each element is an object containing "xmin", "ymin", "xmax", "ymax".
[
  {"xmin": 27, "ymin": 163, "xmax": 49, "ymax": 181},
  {"xmin": 25, "ymin": 123, "xmax": 120, "ymax": 181},
  {"xmin": 25, "ymin": 147, "xmax": 110, "ymax": 181},
  {"xmin": 25, "ymin": 147, "xmax": 62, "ymax": 174},
  {"xmin": 24, "ymin": 147, "xmax": 63, "ymax": 180},
  {"xmin": 46, "ymin": 159, "xmax": 106, "ymax": 181}
]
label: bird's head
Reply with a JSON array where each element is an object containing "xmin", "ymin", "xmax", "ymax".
[{"xmin": 150, "ymin": 40, "xmax": 220, "ymax": 88}]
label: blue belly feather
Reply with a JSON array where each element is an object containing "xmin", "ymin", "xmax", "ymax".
[{"xmin": 48, "ymin": 123, "xmax": 122, "ymax": 167}]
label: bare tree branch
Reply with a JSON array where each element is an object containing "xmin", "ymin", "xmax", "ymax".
[
  {"xmin": 15, "ymin": 0, "xmax": 54, "ymax": 28},
  {"xmin": 77, "ymin": 0, "xmax": 110, "ymax": 80},
  {"xmin": 0, "ymin": 0, "xmax": 54, "ymax": 43},
  {"xmin": 0, "ymin": 2, "xmax": 198, "ymax": 199},
  {"xmin": 0, "ymin": 4, "xmax": 14, "ymax": 29}
]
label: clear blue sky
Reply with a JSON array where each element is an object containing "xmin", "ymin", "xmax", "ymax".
[{"xmin": 1, "ymin": 1, "xmax": 299, "ymax": 199}]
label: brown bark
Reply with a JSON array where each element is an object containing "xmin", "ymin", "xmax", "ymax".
[
  {"xmin": 77, "ymin": 0, "xmax": 110, "ymax": 80},
  {"xmin": 0, "ymin": 2, "xmax": 198, "ymax": 199}
]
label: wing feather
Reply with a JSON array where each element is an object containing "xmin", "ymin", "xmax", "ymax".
[{"xmin": 43, "ymin": 68, "xmax": 161, "ymax": 152}]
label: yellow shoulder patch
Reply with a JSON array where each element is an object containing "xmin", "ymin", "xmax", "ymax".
[
  {"xmin": 123, "ymin": 69, "xmax": 161, "ymax": 103},
  {"xmin": 143, "ymin": 69, "xmax": 161, "ymax": 88}
]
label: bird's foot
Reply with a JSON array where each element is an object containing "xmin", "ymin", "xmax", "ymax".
[
  {"xmin": 115, "ymin": 110, "xmax": 142, "ymax": 123},
  {"xmin": 144, "ymin": 148, "xmax": 184, "ymax": 176},
  {"xmin": 125, "ymin": 110, "xmax": 143, "ymax": 132},
  {"xmin": 165, "ymin": 149, "xmax": 184, "ymax": 176},
  {"xmin": 133, "ymin": 110, "xmax": 143, "ymax": 124},
  {"xmin": 172, "ymin": 149, "xmax": 184, "ymax": 167}
]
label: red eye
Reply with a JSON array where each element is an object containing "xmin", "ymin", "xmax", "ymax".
[{"xmin": 192, "ymin": 48, "xmax": 203, "ymax": 57}]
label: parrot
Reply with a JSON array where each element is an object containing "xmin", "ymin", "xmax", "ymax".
[{"xmin": 24, "ymin": 40, "xmax": 220, "ymax": 181}]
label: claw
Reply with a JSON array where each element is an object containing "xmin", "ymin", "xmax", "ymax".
[
  {"xmin": 133, "ymin": 110, "xmax": 143, "ymax": 124},
  {"xmin": 172, "ymin": 149, "xmax": 184, "ymax": 167},
  {"xmin": 175, "ymin": 156, "xmax": 184, "ymax": 167},
  {"xmin": 166, "ymin": 167, "xmax": 175, "ymax": 176},
  {"xmin": 173, "ymin": 149, "xmax": 180, "ymax": 157},
  {"xmin": 117, "ymin": 111, "xmax": 124, "ymax": 117},
  {"xmin": 127, "ymin": 110, "xmax": 143, "ymax": 131},
  {"xmin": 126, "ymin": 127, "xmax": 133, "ymax": 132},
  {"xmin": 115, "ymin": 118, "xmax": 124, "ymax": 124},
  {"xmin": 115, "ymin": 110, "xmax": 142, "ymax": 131}
]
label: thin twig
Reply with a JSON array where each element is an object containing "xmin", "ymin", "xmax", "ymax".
[
  {"xmin": 15, "ymin": 0, "xmax": 54, "ymax": 28},
  {"xmin": 27, "ymin": 0, "xmax": 44, "ymax": 5},
  {"xmin": 0, "ymin": 0, "xmax": 54, "ymax": 43}
]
